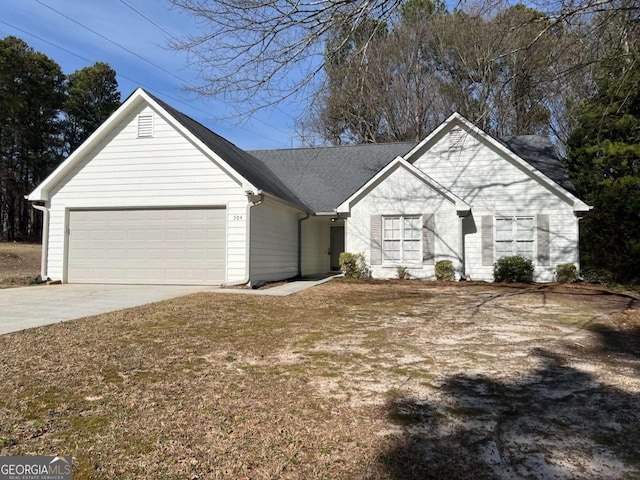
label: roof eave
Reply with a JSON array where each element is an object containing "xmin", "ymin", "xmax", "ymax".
[
  {"xmin": 573, "ymin": 200, "xmax": 593, "ymax": 215},
  {"xmin": 260, "ymin": 191, "xmax": 311, "ymax": 213}
]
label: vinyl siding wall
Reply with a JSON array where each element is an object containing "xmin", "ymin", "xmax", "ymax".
[
  {"xmin": 249, "ymin": 198, "xmax": 300, "ymax": 284},
  {"xmin": 412, "ymin": 128, "xmax": 579, "ymax": 281},
  {"xmin": 301, "ymin": 216, "xmax": 331, "ymax": 276},
  {"xmin": 45, "ymin": 104, "xmax": 249, "ymax": 283},
  {"xmin": 346, "ymin": 164, "xmax": 460, "ymax": 279}
]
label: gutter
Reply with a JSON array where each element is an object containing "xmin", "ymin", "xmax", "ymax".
[
  {"xmin": 221, "ymin": 191, "xmax": 264, "ymax": 287},
  {"xmin": 31, "ymin": 204, "xmax": 49, "ymax": 280}
]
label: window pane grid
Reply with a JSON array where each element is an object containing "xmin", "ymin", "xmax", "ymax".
[
  {"xmin": 516, "ymin": 217, "xmax": 534, "ymax": 241},
  {"xmin": 383, "ymin": 240, "xmax": 401, "ymax": 261},
  {"xmin": 382, "ymin": 215, "xmax": 421, "ymax": 264},
  {"xmin": 496, "ymin": 216, "xmax": 534, "ymax": 260}
]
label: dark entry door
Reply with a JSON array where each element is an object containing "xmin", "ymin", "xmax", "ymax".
[{"xmin": 330, "ymin": 226, "xmax": 345, "ymax": 271}]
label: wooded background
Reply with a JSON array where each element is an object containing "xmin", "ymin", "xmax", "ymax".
[{"xmin": 0, "ymin": 36, "xmax": 120, "ymax": 242}]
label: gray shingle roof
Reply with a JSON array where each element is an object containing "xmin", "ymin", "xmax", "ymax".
[
  {"xmin": 146, "ymin": 91, "xmax": 309, "ymax": 210},
  {"xmin": 252, "ymin": 136, "xmax": 579, "ymax": 211},
  {"xmin": 249, "ymin": 143, "xmax": 417, "ymax": 212},
  {"xmin": 500, "ymin": 135, "xmax": 579, "ymax": 197},
  {"xmin": 145, "ymin": 90, "xmax": 578, "ymax": 211}
]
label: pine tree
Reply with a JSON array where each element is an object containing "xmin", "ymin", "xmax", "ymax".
[{"xmin": 565, "ymin": 22, "xmax": 640, "ymax": 283}]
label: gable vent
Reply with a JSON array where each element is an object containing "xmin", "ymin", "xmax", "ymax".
[
  {"xmin": 449, "ymin": 127, "xmax": 465, "ymax": 150},
  {"xmin": 137, "ymin": 114, "xmax": 154, "ymax": 138}
]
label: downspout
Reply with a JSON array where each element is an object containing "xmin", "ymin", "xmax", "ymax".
[
  {"xmin": 221, "ymin": 191, "xmax": 263, "ymax": 287},
  {"xmin": 297, "ymin": 213, "xmax": 310, "ymax": 277},
  {"xmin": 459, "ymin": 214, "xmax": 465, "ymax": 279},
  {"xmin": 32, "ymin": 204, "xmax": 49, "ymax": 280},
  {"xmin": 576, "ymin": 216, "xmax": 583, "ymax": 273}
]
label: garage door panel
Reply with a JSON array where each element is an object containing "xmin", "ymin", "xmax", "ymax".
[{"xmin": 68, "ymin": 208, "xmax": 226, "ymax": 285}]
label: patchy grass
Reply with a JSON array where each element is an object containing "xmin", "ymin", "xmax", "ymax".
[
  {"xmin": 0, "ymin": 242, "xmax": 41, "ymax": 288},
  {"xmin": 0, "ymin": 281, "xmax": 639, "ymax": 479}
]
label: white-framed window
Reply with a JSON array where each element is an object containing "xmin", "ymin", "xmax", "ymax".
[
  {"xmin": 383, "ymin": 215, "xmax": 421, "ymax": 263},
  {"xmin": 495, "ymin": 216, "xmax": 534, "ymax": 260}
]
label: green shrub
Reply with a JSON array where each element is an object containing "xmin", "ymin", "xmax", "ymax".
[
  {"xmin": 580, "ymin": 268, "xmax": 611, "ymax": 285},
  {"xmin": 493, "ymin": 255, "xmax": 534, "ymax": 283},
  {"xmin": 396, "ymin": 266, "xmax": 409, "ymax": 280},
  {"xmin": 339, "ymin": 252, "xmax": 370, "ymax": 279},
  {"xmin": 435, "ymin": 260, "xmax": 455, "ymax": 281},
  {"xmin": 556, "ymin": 263, "xmax": 578, "ymax": 283}
]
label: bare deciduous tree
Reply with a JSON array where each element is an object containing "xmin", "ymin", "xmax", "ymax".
[
  {"xmin": 168, "ymin": 0, "xmax": 405, "ymax": 110},
  {"xmin": 169, "ymin": 0, "xmax": 638, "ymax": 152}
]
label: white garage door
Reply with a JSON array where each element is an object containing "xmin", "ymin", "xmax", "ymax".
[{"xmin": 67, "ymin": 208, "xmax": 226, "ymax": 285}]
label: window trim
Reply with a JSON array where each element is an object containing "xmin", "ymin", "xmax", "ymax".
[
  {"xmin": 382, "ymin": 215, "xmax": 422, "ymax": 266},
  {"xmin": 494, "ymin": 216, "xmax": 536, "ymax": 261}
]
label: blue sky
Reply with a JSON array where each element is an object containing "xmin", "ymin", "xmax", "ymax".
[{"xmin": 0, "ymin": 0, "xmax": 305, "ymax": 150}]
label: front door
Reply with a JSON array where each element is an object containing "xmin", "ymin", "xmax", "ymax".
[{"xmin": 330, "ymin": 226, "xmax": 345, "ymax": 271}]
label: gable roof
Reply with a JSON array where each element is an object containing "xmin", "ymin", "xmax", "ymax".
[
  {"xmin": 250, "ymin": 142, "xmax": 416, "ymax": 212},
  {"xmin": 145, "ymin": 92, "xmax": 308, "ymax": 210},
  {"xmin": 336, "ymin": 156, "xmax": 471, "ymax": 214},
  {"xmin": 28, "ymin": 88, "xmax": 308, "ymax": 211},
  {"xmin": 404, "ymin": 112, "xmax": 588, "ymax": 211}
]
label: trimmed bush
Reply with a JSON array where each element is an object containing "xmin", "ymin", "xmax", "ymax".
[
  {"xmin": 556, "ymin": 263, "xmax": 578, "ymax": 283},
  {"xmin": 339, "ymin": 252, "xmax": 370, "ymax": 279},
  {"xmin": 435, "ymin": 260, "xmax": 455, "ymax": 281},
  {"xmin": 396, "ymin": 266, "xmax": 409, "ymax": 280},
  {"xmin": 493, "ymin": 255, "xmax": 534, "ymax": 283}
]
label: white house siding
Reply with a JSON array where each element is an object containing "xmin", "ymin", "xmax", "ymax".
[
  {"xmin": 347, "ymin": 164, "xmax": 460, "ymax": 279},
  {"xmin": 301, "ymin": 216, "xmax": 331, "ymax": 276},
  {"xmin": 45, "ymin": 104, "xmax": 249, "ymax": 283},
  {"xmin": 412, "ymin": 128, "xmax": 578, "ymax": 281},
  {"xmin": 249, "ymin": 198, "xmax": 301, "ymax": 285}
]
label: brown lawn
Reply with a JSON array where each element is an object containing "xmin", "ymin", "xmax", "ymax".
[
  {"xmin": 0, "ymin": 280, "xmax": 639, "ymax": 479},
  {"xmin": 0, "ymin": 242, "xmax": 41, "ymax": 287}
]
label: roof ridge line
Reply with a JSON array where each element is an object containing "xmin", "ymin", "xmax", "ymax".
[{"xmin": 248, "ymin": 141, "xmax": 419, "ymax": 153}]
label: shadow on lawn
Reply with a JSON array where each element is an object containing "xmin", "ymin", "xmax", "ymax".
[
  {"xmin": 588, "ymin": 325, "xmax": 640, "ymax": 360},
  {"xmin": 376, "ymin": 349, "xmax": 640, "ymax": 480}
]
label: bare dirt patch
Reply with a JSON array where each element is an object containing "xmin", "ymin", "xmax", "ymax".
[
  {"xmin": 0, "ymin": 242, "xmax": 41, "ymax": 287},
  {"xmin": 0, "ymin": 280, "xmax": 638, "ymax": 479}
]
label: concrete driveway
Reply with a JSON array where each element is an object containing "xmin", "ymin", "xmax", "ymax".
[{"xmin": 0, "ymin": 284, "xmax": 219, "ymax": 335}]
